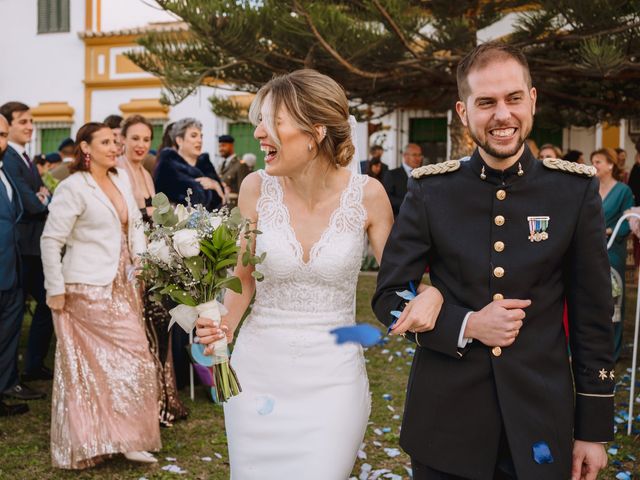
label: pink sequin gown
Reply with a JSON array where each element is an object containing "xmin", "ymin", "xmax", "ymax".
[{"xmin": 50, "ymin": 231, "xmax": 161, "ymax": 469}]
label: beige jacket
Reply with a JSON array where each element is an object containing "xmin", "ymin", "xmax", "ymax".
[{"xmin": 41, "ymin": 168, "xmax": 145, "ymax": 296}]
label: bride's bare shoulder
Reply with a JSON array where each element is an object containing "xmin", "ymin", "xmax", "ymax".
[
  {"xmin": 237, "ymin": 171, "xmax": 265, "ymax": 219},
  {"xmin": 362, "ymin": 176, "xmax": 392, "ymax": 219}
]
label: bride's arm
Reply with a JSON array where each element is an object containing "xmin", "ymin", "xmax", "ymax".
[
  {"xmin": 363, "ymin": 179, "xmax": 393, "ymax": 265},
  {"xmin": 196, "ymin": 172, "xmax": 261, "ymax": 348},
  {"xmin": 363, "ymin": 179, "xmax": 443, "ymax": 337}
]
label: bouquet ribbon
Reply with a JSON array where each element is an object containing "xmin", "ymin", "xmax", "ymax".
[{"xmin": 169, "ymin": 300, "xmax": 229, "ymax": 365}]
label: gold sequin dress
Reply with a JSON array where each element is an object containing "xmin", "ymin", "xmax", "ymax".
[{"xmin": 50, "ymin": 230, "xmax": 161, "ymax": 469}]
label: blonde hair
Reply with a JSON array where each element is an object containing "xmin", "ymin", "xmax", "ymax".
[{"xmin": 248, "ymin": 69, "xmax": 354, "ymax": 168}]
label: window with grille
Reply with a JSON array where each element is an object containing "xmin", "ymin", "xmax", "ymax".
[
  {"xmin": 38, "ymin": 127, "xmax": 71, "ymax": 154},
  {"xmin": 38, "ymin": 0, "xmax": 70, "ymax": 34}
]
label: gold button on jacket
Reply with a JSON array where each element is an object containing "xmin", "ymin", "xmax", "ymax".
[
  {"xmin": 496, "ymin": 190, "xmax": 506, "ymax": 200},
  {"xmin": 492, "ymin": 346, "xmax": 502, "ymax": 357},
  {"xmin": 493, "ymin": 267, "xmax": 505, "ymax": 278},
  {"xmin": 494, "ymin": 241, "xmax": 505, "ymax": 252},
  {"xmin": 494, "ymin": 215, "xmax": 505, "ymax": 226},
  {"xmin": 493, "ymin": 293, "xmax": 504, "ymax": 301}
]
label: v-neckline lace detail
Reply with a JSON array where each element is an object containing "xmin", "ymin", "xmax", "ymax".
[{"xmin": 277, "ymin": 172, "xmax": 355, "ymax": 266}]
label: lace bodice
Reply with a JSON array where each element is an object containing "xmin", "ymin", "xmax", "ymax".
[{"xmin": 253, "ymin": 170, "xmax": 369, "ymax": 313}]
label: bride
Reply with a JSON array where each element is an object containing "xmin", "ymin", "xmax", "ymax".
[{"xmin": 196, "ymin": 69, "xmax": 443, "ymax": 479}]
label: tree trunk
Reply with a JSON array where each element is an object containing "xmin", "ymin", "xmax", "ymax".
[{"xmin": 449, "ymin": 112, "xmax": 475, "ymax": 160}]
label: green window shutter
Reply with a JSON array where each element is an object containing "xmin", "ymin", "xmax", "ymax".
[
  {"xmin": 37, "ymin": 0, "xmax": 70, "ymax": 34},
  {"xmin": 409, "ymin": 117, "xmax": 448, "ymax": 164},
  {"xmin": 59, "ymin": 0, "xmax": 70, "ymax": 32},
  {"xmin": 151, "ymin": 125, "xmax": 164, "ymax": 152},
  {"xmin": 529, "ymin": 126, "xmax": 563, "ymax": 151},
  {"xmin": 228, "ymin": 122, "xmax": 263, "ymax": 169},
  {"xmin": 40, "ymin": 128, "xmax": 71, "ymax": 154},
  {"xmin": 37, "ymin": 0, "xmax": 50, "ymax": 33}
]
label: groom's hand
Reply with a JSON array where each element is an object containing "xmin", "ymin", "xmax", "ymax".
[
  {"xmin": 391, "ymin": 286, "xmax": 443, "ymax": 335},
  {"xmin": 464, "ymin": 299, "xmax": 530, "ymax": 347},
  {"xmin": 571, "ymin": 440, "xmax": 607, "ymax": 480}
]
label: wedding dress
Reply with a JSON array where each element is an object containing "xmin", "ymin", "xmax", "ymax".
[{"xmin": 224, "ymin": 169, "xmax": 371, "ymax": 479}]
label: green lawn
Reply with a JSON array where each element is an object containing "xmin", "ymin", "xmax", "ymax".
[{"xmin": 0, "ymin": 274, "xmax": 638, "ymax": 479}]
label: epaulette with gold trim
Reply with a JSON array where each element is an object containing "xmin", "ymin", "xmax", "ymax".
[
  {"xmin": 542, "ymin": 158, "xmax": 596, "ymax": 177},
  {"xmin": 411, "ymin": 160, "xmax": 461, "ymax": 179}
]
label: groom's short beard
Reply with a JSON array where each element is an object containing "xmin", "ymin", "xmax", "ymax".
[
  {"xmin": 0, "ymin": 148, "xmax": 5, "ymax": 162},
  {"xmin": 468, "ymin": 129, "xmax": 527, "ymax": 160}
]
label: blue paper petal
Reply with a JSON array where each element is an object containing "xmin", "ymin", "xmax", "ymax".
[
  {"xmin": 390, "ymin": 311, "xmax": 402, "ymax": 318},
  {"xmin": 395, "ymin": 290, "xmax": 416, "ymax": 301},
  {"xmin": 189, "ymin": 343, "xmax": 214, "ymax": 367},
  {"xmin": 409, "ymin": 281, "xmax": 417, "ymax": 296},
  {"xmin": 616, "ymin": 472, "xmax": 631, "ymax": 480},
  {"xmin": 532, "ymin": 441, "xmax": 554, "ymax": 464},
  {"xmin": 256, "ymin": 395, "xmax": 275, "ymax": 415},
  {"xmin": 330, "ymin": 324, "xmax": 382, "ymax": 347}
]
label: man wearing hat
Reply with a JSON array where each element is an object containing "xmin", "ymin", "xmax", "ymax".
[
  {"xmin": 218, "ymin": 134, "xmax": 249, "ymax": 207},
  {"xmin": 50, "ymin": 137, "xmax": 75, "ymax": 181}
]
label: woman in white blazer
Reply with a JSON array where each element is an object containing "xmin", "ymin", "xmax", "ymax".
[{"xmin": 41, "ymin": 122, "xmax": 161, "ymax": 470}]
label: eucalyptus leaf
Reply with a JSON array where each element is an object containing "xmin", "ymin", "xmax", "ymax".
[{"xmin": 215, "ymin": 276, "xmax": 242, "ymax": 294}]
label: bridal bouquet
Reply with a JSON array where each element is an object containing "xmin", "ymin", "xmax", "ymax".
[{"xmin": 139, "ymin": 192, "xmax": 265, "ymax": 403}]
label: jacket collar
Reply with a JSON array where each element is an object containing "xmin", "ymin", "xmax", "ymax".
[
  {"xmin": 80, "ymin": 170, "xmax": 123, "ymax": 221},
  {"xmin": 468, "ymin": 143, "xmax": 536, "ymax": 185}
]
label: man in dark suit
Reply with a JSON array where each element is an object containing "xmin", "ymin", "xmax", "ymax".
[
  {"xmin": 0, "ymin": 113, "xmax": 30, "ymax": 416},
  {"xmin": 373, "ymin": 43, "xmax": 612, "ymax": 480},
  {"xmin": 383, "ymin": 143, "xmax": 423, "ymax": 216},
  {"xmin": 0, "ymin": 102, "xmax": 51, "ymax": 393},
  {"xmin": 218, "ymin": 134, "xmax": 249, "ymax": 207}
]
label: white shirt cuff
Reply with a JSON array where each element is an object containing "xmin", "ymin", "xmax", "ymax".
[{"xmin": 457, "ymin": 311, "xmax": 474, "ymax": 349}]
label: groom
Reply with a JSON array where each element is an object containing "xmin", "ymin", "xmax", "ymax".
[{"xmin": 373, "ymin": 42, "xmax": 614, "ymax": 480}]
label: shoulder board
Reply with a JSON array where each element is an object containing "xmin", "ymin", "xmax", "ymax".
[
  {"xmin": 411, "ymin": 160, "xmax": 461, "ymax": 179},
  {"xmin": 542, "ymin": 158, "xmax": 595, "ymax": 177}
]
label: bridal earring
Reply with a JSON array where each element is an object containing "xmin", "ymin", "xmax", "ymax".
[
  {"xmin": 84, "ymin": 152, "xmax": 91, "ymax": 169},
  {"xmin": 320, "ymin": 126, "xmax": 327, "ymax": 141},
  {"xmin": 517, "ymin": 162, "xmax": 524, "ymax": 176}
]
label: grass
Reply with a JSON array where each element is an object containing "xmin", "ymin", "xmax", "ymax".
[{"xmin": 0, "ymin": 273, "xmax": 638, "ymax": 479}]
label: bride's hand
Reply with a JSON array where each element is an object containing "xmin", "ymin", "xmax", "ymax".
[
  {"xmin": 390, "ymin": 285, "xmax": 444, "ymax": 336},
  {"xmin": 195, "ymin": 316, "xmax": 229, "ymax": 353}
]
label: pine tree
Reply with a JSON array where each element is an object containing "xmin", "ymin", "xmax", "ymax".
[{"xmin": 129, "ymin": 0, "xmax": 640, "ymax": 159}]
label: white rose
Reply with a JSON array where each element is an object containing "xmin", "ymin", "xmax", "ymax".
[
  {"xmin": 173, "ymin": 229, "xmax": 201, "ymax": 258},
  {"xmin": 209, "ymin": 216, "xmax": 222, "ymax": 230},
  {"xmin": 175, "ymin": 204, "xmax": 190, "ymax": 223},
  {"xmin": 148, "ymin": 239, "xmax": 173, "ymax": 265}
]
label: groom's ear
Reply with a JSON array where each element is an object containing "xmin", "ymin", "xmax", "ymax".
[{"xmin": 455, "ymin": 101, "xmax": 468, "ymax": 127}]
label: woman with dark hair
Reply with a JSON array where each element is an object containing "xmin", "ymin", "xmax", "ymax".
[
  {"xmin": 118, "ymin": 114, "xmax": 188, "ymax": 426},
  {"xmin": 591, "ymin": 147, "xmax": 634, "ymax": 361},
  {"xmin": 366, "ymin": 157, "xmax": 385, "ymax": 182},
  {"xmin": 41, "ymin": 123, "xmax": 161, "ymax": 468},
  {"xmin": 153, "ymin": 118, "xmax": 224, "ymax": 209}
]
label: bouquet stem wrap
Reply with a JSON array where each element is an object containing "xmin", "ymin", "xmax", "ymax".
[
  {"xmin": 169, "ymin": 300, "xmax": 241, "ymax": 403},
  {"xmin": 196, "ymin": 300, "xmax": 229, "ymax": 365}
]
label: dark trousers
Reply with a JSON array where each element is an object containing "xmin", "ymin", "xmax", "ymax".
[
  {"xmin": 0, "ymin": 288, "xmax": 24, "ymax": 392},
  {"xmin": 172, "ymin": 326, "xmax": 191, "ymax": 390},
  {"xmin": 412, "ymin": 428, "xmax": 517, "ymax": 480},
  {"xmin": 22, "ymin": 255, "xmax": 53, "ymax": 374}
]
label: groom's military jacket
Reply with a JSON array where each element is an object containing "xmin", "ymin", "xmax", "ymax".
[{"xmin": 372, "ymin": 145, "xmax": 614, "ymax": 480}]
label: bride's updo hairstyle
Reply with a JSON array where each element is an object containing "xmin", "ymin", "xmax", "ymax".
[{"xmin": 248, "ymin": 69, "xmax": 355, "ymax": 168}]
